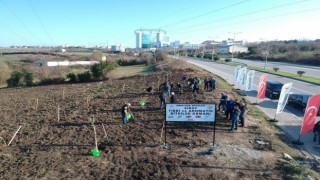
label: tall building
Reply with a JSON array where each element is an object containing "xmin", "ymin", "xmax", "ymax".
[{"xmin": 135, "ymin": 29, "xmax": 170, "ymax": 49}]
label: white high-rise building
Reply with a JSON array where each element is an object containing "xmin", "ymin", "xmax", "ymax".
[{"xmin": 135, "ymin": 29, "xmax": 170, "ymax": 49}]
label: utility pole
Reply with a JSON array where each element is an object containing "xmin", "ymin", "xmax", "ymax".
[
  {"xmin": 228, "ymin": 32, "xmax": 241, "ymax": 62},
  {"xmin": 260, "ymin": 38, "xmax": 270, "ymax": 70}
]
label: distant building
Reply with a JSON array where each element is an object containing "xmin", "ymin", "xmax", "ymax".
[
  {"xmin": 34, "ymin": 60, "xmax": 98, "ymax": 67},
  {"xmin": 219, "ymin": 44, "xmax": 248, "ymax": 54},
  {"xmin": 135, "ymin": 29, "xmax": 170, "ymax": 49},
  {"xmin": 181, "ymin": 42, "xmax": 203, "ymax": 49},
  {"xmin": 170, "ymin": 41, "xmax": 180, "ymax": 48},
  {"xmin": 111, "ymin": 44, "xmax": 125, "ymax": 52}
]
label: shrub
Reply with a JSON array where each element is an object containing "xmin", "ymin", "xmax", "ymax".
[
  {"xmin": 66, "ymin": 72, "xmax": 77, "ymax": 82},
  {"xmin": 297, "ymin": 70, "xmax": 305, "ymax": 77},
  {"xmin": 214, "ymin": 56, "xmax": 220, "ymax": 61},
  {"xmin": 273, "ymin": 67, "xmax": 280, "ymax": 72},
  {"xmin": 77, "ymin": 71, "xmax": 92, "ymax": 82},
  {"xmin": 38, "ymin": 77, "xmax": 65, "ymax": 85},
  {"xmin": 24, "ymin": 72, "xmax": 33, "ymax": 86},
  {"xmin": 225, "ymin": 58, "xmax": 231, "ymax": 62},
  {"xmin": 7, "ymin": 71, "xmax": 23, "ymax": 87}
]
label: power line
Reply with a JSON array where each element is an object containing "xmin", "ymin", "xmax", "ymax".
[
  {"xmin": 120, "ymin": 0, "xmax": 250, "ymax": 47},
  {"xmin": 0, "ymin": 21, "xmax": 31, "ymax": 45},
  {"xmin": 28, "ymin": 0, "xmax": 55, "ymax": 45},
  {"xmin": 176, "ymin": 7, "xmax": 320, "ymax": 35},
  {"xmin": 160, "ymin": 0, "xmax": 250, "ymax": 29},
  {"xmin": 170, "ymin": 0, "xmax": 310, "ymax": 32},
  {"xmin": 1, "ymin": 0, "xmax": 44, "ymax": 45}
]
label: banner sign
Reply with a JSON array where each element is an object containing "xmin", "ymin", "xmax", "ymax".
[
  {"xmin": 233, "ymin": 66, "xmax": 241, "ymax": 84},
  {"xmin": 245, "ymin": 70, "xmax": 255, "ymax": 91},
  {"xmin": 239, "ymin": 67, "xmax": 247, "ymax": 86},
  {"xmin": 301, "ymin": 94, "xmax": 320, "ymax": 134},
  {"xmin": 257, "ymin": 74, "xmax": 268, "ymax": 99},
  {"xmin": 166, "ymin": 104, "xmax": 215, "ymax": 122},
  {"xmin": 276, "ymin": 83, "xmax": 292, "ymax": 114}
]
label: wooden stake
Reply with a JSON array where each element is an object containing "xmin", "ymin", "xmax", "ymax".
[
  {"xmin": 122, "ymin": 84, "xmax": 126, "ymax": 92},
  {"xmin": 90, "ymin": 117, "xmax": 98, "ymax": 150},
  {"xmin": 87, "ymin": 96, "xmax": 90, "ymax": 107},
  {"xmin": 35, "ymin": 98, "xmax": 39, "ymax": 110},
  {"xmin": 7, "ymin": 126, "xmax": 22, "ymax": 146},
  {"xmin": 57, "ymin": 106, "xmax": 60, "ymax": 122},
  {"xmin": 102, "ymin": 123, "xmax": 108, "ymax": 139}
]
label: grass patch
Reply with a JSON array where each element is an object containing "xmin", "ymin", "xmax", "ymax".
[
  {"xmin": 191, "ymin": 57, "xmax": 320, "ymax": 85},
  {"xmin": 280, "ymin": 160, "xmax": 320, "ymax": 180},
  {"xmin": 108, "ymin": 65, "xmax": 152, "ymax": 79},
  {"xmin": 249, "ymin": 66, "xmax": 320, "ymax": 84}
]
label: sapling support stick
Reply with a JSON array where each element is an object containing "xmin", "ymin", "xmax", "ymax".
[
  {"xmin": 122, "ymin": 84, "xmax": 126, "ymax": 92},
  {"xmin": 35, "ymin": 98, "xmax": 39, "ymax": 110},
  {"xmin": 102, "ymin": 123, "xmax": 108, "ymax": 139},
  {"xmin": 7, "ymin": 126, "xmax": 22, "ymax": 146},
  {"xmin": 62, "ymin": 89, "xmax": 65, "ymax": 100},
  {"xmin": 57, "ymin": 106, "xmax": 60, "ymax": 122},
  {"xmin": 90, "ymin": 117, "xmax": 98, "ymax": 150}
]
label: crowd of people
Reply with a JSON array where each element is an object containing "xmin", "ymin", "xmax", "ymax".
[{"xmin": 218, "ymin": 93, "xmax": 248, "ymax": 131}]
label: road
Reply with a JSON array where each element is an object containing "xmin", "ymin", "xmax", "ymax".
[
  {"xmin": 232, "ymin": 58, "xmax": 320, "ymax": 79},
  {"xmin": 184, "ymin": 58, "xmax": 320, "ymax": 160}
]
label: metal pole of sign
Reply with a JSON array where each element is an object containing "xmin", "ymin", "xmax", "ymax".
[
  {"xmin": 213, "ymin": 121, "xmax": 216, "ymax": 146},
  {"xmin": 164, "ymin": 121, "xmax": 167, "ymax": 145}
]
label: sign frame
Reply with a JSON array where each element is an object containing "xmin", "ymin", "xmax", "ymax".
[{"xmin": 164, "ymin": 103, "xmax": 216, "ymax": 146}]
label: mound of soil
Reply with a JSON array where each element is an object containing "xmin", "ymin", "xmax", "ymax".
[{"xmin": 0, "ymin": 69, "xmax": 284, "ymax": 179}]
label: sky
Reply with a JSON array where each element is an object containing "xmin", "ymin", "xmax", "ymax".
[{"xmin": 0, "ymin": 0, "xmax": 319, "ymax": 47}]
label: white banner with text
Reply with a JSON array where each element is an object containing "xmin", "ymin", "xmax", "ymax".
[{"xmin": 166, "ymin": 104, "xmax": 215, "ymax": 122}]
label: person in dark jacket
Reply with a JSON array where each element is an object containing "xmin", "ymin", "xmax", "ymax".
[
  {"xmin": 313, "ymin": 121, "xmax": 320, "ymax": 144},
  {"xmin": 204, "ymin": 78, "xmax": 209, "ymax": 90},
  {"xmin": 230, "ymin": 104, "xmax": 241, "ymax": 131},
  {"xmin": 218, "ymin": 93, "xmax": 228, "ymax": 111},
  {"xmin": 225, "ymin": 99, "xmax": 236, "ymax": 120},
  {"xmin": 170, "ymin": 92, "xmax": 176, "ymax": 103},
  {"xmin": 210, "ymin": 78, "xmax": 216, "ymax": 91},
  {"xmin": 177, "ymin": 82, "xmax": 183, "ymax": 94},
  {"xmin": 239, "ymin": 98, "xmax": 248, "ymax": 127},
  {"xmin": 193, "ymin": 77, "xmax": 200, "ymax": 93},
  {"xmin": 159, "ymin": 92, "xmax": 166, "ymax": 109},
  {"xmin": 121, "ymin": 103, "xmax": 131, "ymax": 125}
]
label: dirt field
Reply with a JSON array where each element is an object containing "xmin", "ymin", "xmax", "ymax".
[{"xmin": 0, "ymin": 64, "xmax": 310, "ymax": 179}]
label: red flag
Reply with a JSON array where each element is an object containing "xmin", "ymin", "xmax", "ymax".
[
  {"xmin": 300, "ymin": 94, "xmax": 320, "ymax": 134},
  {"xmin": 257, "ymin": 74, "xmax": 268, "ymax": 99}
]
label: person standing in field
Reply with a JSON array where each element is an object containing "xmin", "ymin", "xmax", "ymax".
[
  {"xmin": 121, "ymin": 103, "xmax": 131, "ymax": 125},
  {"xmin": 170, "ymin": 92, "xmax": 176, "ymax": 103},
  {"xmin": 159, "ymin": 92, "xmax": 166, "ymax": 109},
  {"xmin": 239, "ymin": 98, "xmax": 248, "ymax": 127},
  {"xmin": 230, "ymin": 103, "xmax": 241, "ymax": 131}
]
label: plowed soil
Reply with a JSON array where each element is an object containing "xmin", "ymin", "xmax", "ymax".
[{"xmin": 0, "ymin": 67, "xmax": 288, "ymax": 179}]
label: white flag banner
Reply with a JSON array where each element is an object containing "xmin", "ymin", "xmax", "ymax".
[
  {"xmin": 276, "ymin": 82, "xmax": 292, "ymax": 114},
  {"xmin": 245, "ymin": 70, "xmax": 255, "ymax": 91},
  {"xmin": 233, "ymin": 66, "xmax": 241, "ymax": 84},
  {"xmin": 239, "ymin": 67, "xmax": 247, "ymax": 86}
]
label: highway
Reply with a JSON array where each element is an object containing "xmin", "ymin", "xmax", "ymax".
[
  {"xmin": 232, "ymin": 58, "xmax": 320, "ymax": 79},
  {"xmin": 184, "ymin": 57, "xmax": 320, "ymax": 159}
]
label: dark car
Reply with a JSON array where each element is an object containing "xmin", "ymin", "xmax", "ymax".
[
  {"xmin": 288, "ymin": 94, "xmax": 320, "ymax": 115},
  {"xmin": 265, "ymin": 81, "xmax": 284, "ymax": 99}
]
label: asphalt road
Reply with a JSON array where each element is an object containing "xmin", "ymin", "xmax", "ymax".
[
  {"xmin": 185, "ymin": 58, "xmax": 320, "ymax": 159},
  {"xmin": 232, "ymin": 58, "xmax": 320, "ymax": 79}
]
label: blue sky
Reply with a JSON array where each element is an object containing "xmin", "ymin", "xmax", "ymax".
[{"xmin": 0, "ymin": 0, "xmax": 319, "ymax": 47}]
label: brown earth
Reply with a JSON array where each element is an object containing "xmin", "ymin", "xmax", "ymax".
[{"xmin": 0, "ymin": 65, "xmax": 300, "ymax": 179}]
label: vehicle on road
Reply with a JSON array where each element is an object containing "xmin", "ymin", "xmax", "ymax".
[
  {"xmin": 265, "ymin": 81, "xmax": 283, "ymax": 99},
  {"xmin": 288, "ymin": 93, "xmax": 320, "ymax": 115}
]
